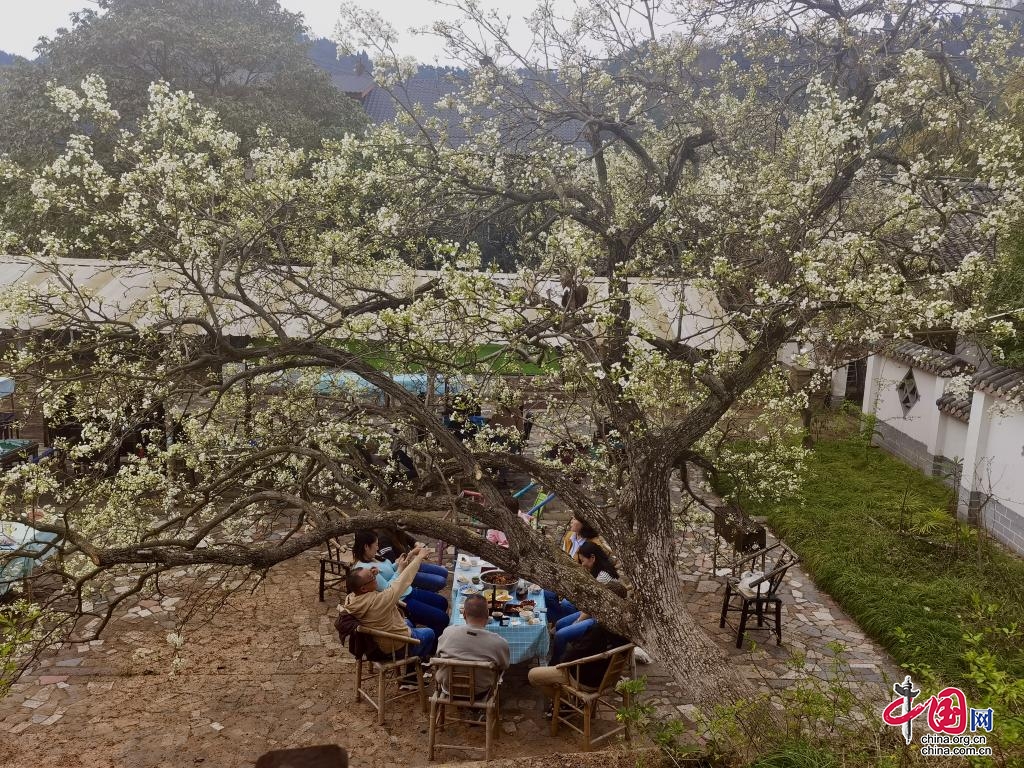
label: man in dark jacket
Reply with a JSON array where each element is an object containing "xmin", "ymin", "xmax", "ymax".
[{"xmin": 528, "ymin": 582, "xmax": 629, "ymax": 713}]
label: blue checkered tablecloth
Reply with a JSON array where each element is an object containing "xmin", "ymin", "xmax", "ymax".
[{"xmin": 451, "ymin": 558, "xmax": 549, "ymax": 665}]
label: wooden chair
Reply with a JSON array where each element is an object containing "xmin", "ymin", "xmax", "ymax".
[
  {"xmin": 0, "ymin": 412, "xmax": 19, "ymax": 440},
  {"xmin": 426, "ymin": 658, "xmax": 503, "ymax": 761},
  {"xmin": 318, "ymin": 539, "xmax": 351, "ymax": 602},
  {"xmin": 353, "ymin": 627, "xmax": 428, "ymax": 725},
  {"xmin": 551, "ymin": 643, "xmax": 635, "ymax": 750},
  {"xmin": 719, "ymin": 542, "xmax": 800, "ymax": 648}
]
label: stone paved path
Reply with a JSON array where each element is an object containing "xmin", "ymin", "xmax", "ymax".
[
  {"xmin": 1, "ymin": 499, "xmax": 902, "ymax": 766},
  {"xmin": 642, "ymin": 520, "xmax": 902, "ymax": 722}
]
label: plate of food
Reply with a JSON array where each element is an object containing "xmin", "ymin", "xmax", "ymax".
[
  {"xmin": 527, "ymin": 617, "xmax": 542, "ymax": 625},
  {"xmin": 456, "ymin": 574, "xmax": 469, "ymax": 584},
  {"xmin": 461, "ymin": 586, "xmax": 482, "ymax": 596}
]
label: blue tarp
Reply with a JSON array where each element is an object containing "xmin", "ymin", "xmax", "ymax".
[{"xmin": 0, "ymin": 523, "xmax": 59, "ymax": 598}]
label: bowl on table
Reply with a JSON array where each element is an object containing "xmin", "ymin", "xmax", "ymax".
[
  {"xmin": 520, "ymin": 610, "xmax": 534, "ymax": 620},
  {"xmin": 479, "ymin": 569, "xmax": 517, "ymax": 588},
  {"xmin": 456, "ymin": 574, "xmax": 469, "ymax": 584}
]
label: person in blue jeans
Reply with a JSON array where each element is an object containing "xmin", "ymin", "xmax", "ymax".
[
  {"xmin": 550, "ymin": 565, "xmax": 626, "ymax": 663},
  {"xmin": 551, "ymin": 612, "xmax": 597, "ymax": 664},
  {"xmin": 544, "ymin": 516, "xmax": 612, "ymax": 623},
  {"xmin": 404, "ymin": 619, "xmax": 437, "ymax": 660},
  {"xmin": 353, "ymin": 530, "xmax": 449, "ymax": 638},
  {"xmin": 375, "ymin": 527, "xmax": 450, "ymax": 592},
  {"xmin": 343, "ymin": 547, "xmax": 438, "ymax": 663}
]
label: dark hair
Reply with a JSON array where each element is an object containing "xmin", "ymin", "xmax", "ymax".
[
  {"xmin": 574, "ymin": 516, "xmax": 599, "ymax": 540},
  {"xmin": 376, "ymin": 527, "xmax": 414, "ymax": 558},
  {"xmin": 578, "ymin": 541, "xmax": 618, "ymax": 580},
  {"xmin": 463, "ymin": 594, "xmax": 489, "ymax": 621},
  {"xmin": 353, "ymin": 530, "xmax": 378, "ymax": 562},
  {"xmin": 346, "ymin": 567, "xmax": 374, "ymax": 593}
]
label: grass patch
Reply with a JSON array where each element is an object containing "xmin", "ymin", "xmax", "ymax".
[
  {"xmin": 336, "ymin": 340, "xmax": 558, "ymax": 375},
  {"xmin": 745, "ymin": 435, "xmax": 1024, "ymax": 691}
]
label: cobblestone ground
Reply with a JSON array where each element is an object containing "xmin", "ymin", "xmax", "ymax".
[
  {"xmin": 642, "ymin": 523, "xmax": 903, "ymax": 722},
  {"xmin": 1, "ymin": 502, "xmax": 902, "ymax": 766},
  {"xmin": 1, "ymin": 555, "xmax": 586, "ymax": 768},
  {"xmin": 635, "ymin": 475, "xmax": 902, "ymax": 720}
]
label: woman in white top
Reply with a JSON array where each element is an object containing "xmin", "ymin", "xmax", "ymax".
[
  {"xmin": 549, "ymin": 542, "xmax": 621, "ymax": 662},
  {"xmin": 577, "ymin": 541, "xmax": 619, "ymax": 584}
]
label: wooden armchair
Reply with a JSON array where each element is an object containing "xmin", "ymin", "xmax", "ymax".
[
  {"xmin": 719, "ymin": 542, "xmax": 800, "ymax": 648},
  {"xmin": 352, "ymin": 627, "xmax": 427, "ymax": 725},
  {"xmin": 551, "ymin": 643, "xmax": 635, "ymax": 750},
  {"xmin": 426, "ymin": 658, "xmax": 503, "ymax": 761},
  {"xmin": 318, "ymin": 539, "xmax": 352, "ymax": 602}
]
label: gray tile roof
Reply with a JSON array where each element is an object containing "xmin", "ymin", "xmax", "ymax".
[
  {"xmin": 882, "ymin": 341, "xmax": 975, "ymax": 377},
  {"xmin": 361, "ymin": 65, "xmax": 468, "ymax": 133},
  {"xmin": 973, "ymin": 364, "xmax": 1024, "ymax": 404},
  {"xmin": 936, "ymin": 391, "xmax": 971, "ymax": 422}
]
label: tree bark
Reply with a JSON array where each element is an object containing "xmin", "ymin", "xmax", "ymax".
[{"xmin": 610, "ymin": 461, "xmax": 779, "ymax": 743}]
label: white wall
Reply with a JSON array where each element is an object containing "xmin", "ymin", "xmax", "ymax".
[
  {"xmin": 869, "ymin": 357, "xmax": 943, "ymax": 450},
  {"xmin": 866, "ymin": 353, "xmax": 1024, "ymax": 554},
  {"xmin": 939, "ymin": 415, "xmax": 968, "ymax": 462},
  {"xmin": 977, "ymin": 407, "xmax": 1024, "ymax": 518}
]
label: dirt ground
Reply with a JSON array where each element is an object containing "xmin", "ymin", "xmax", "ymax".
[{"xmin": 1, "ymin": 553, "xmax": 634, "ymax": 768}]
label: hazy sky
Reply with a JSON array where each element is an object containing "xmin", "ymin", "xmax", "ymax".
[{"xmin": 0, "ymin": 1, "xmax": 532, "ymax": 62}]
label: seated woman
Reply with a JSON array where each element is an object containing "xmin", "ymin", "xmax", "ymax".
[
  {"xmin": 375, "ymin": 527, "xmax": 450, "ymax": 592},
  {"xmin": 560, "ymin": 515, "xmax": 611, "ymax": 560},
  {"xmin": 578, "ymin": 540, "xmax": 619, "ymax": 584},
  {"xmin": 352, "ymin": 530, "xmax": 450, "ymax": 638},
  {"xmin": 550, "ymin": 541, "xmax": 621, "ymax": 662},
  {"xmin": 544, "ymin": 515, "xmax": 611, "ymax": 623}
]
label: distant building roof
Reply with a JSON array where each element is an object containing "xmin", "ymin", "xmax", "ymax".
[
  {"xmin": 361, "ymin": 65, "xmax": 469, "ymax": 136},
  {"xmin": 329, "ymin": 52, "xmax": 376, "ymax": 98},
  {"xmin": 933, "ymin": 186, "xmax": 999, "ymax": 271}
]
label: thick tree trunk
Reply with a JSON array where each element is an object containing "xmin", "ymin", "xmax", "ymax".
[{"xmin": 611, "ymin": 465, "xmax": 778, "ymax": 746}]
